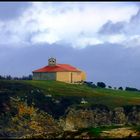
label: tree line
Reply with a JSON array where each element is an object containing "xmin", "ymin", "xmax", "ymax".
[
  {"xmin": 0, "ymin": 74, "xmax": 32, "ymax": 80},
  {"xmin": 84, "ymin": 81, "xmax": 140, "ymax": 92}
]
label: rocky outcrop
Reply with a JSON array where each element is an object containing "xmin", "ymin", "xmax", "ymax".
[
  {"xmin": 112, "ymin": 107, "xmax": 127, "ymax": 124},
  {"xmin": 126, "ymin": 106, "xmax": 140, "ymax": 125},
  {"xmin": 59, "ymin": 105, "xmax": 140, "ymax": 131}
]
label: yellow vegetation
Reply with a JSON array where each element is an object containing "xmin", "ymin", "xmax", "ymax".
[{"xmin": 18, "ymin": 103, "xmax": 35, "ymax": 116}]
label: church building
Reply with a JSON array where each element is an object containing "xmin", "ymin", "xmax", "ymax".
[{"xmin": 32, "ymin": 58, "xmax": 86, "ymax": 83}]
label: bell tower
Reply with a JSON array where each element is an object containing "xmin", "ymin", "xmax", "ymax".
[{"xmin": 48, "ymin": 57, "xmax": 56, "ymax": 66}]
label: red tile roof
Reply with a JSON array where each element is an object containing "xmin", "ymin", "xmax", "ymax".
[{"xmin": 33, "ymin": 64, "xmax": 81, "ymax": 73}]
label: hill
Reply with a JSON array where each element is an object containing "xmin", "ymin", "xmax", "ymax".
[
  {"xmin": 0, "ymin": 80, "xmax": 140, "ymax": 139},
  {"xmin": 24, "ymin": 80, "xmax": 140, "ymax": 108},
  {"xmin": 1, "ymin": 80, "xmax": 140, "ymax": 110}
]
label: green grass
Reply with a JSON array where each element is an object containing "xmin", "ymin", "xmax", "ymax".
[
  {"xmin": 23, "ymin": 80, "xmax": 140, "ymax": 97},
  {"xmin": 88, "ymin": 127, "xmax": 102, "ymax": 137},
  {"xmin": 80, "ymin": 125, "xmax": 124, "ymax": 137},
  {"xmin": 21, "ymin": 80, "xmax": 140, "ymax": 108},
  {"xmin": 1, "ymin": 80, "xmax": 140, "ymax": 109},
  {"xmin": 132, "ymin": 126, "xmax": 140, "ymax": 131}
]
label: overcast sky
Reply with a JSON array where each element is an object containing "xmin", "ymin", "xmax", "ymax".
[{"xmin": 0, "ymin": 2, "xmax": 140, "ymax": 89}]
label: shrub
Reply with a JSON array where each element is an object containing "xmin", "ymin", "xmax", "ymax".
[
  {"xmin": 118, "ymin": 87, "xmax": 123, "ymax": 90},
  {"xmin": 125, "ymin": 87, "xmax": 138, "ymax": 92},
  {"xmin": 108, "ymin": 86, "xmax": 112, "ymax": 89},
  {"xmin": 83, "ymin": 81, "xmax": 97, "ymax": 88},
  {"xmin": 97, "ymin": 82, "xmax": 106, "ymax": 88}
]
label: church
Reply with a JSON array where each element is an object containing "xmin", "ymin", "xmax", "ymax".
[{"xmin": 32, "ymin": 58, "xmax": 86, "ymax": 83}]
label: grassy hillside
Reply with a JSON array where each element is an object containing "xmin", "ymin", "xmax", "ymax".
[
  {"xmin": 0, "ymin": 80, "xmax": 140, "ymax": 110},
  {"xmin": 22, "ymin": 80, "xmax": 140, "ymax": 108}
]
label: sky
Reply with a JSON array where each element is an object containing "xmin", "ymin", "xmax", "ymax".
[{"xmin": 0, "ymin": 2, "xmax": 140, "ymax": 89}]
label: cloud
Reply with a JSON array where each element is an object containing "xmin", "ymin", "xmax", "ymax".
[
  {"xmin": 0, "ymin": 2, "xmax": 32, "ymax": 21},
  {"xmin": 98, "ymin": 20, "xmax": 125, "ymax": 35},
  {"xmin": 123, "ymin": 9, "xmax": 140, "ymax": 35},
  {"xmin": 0, "ymin": 2, "xmax": 139, "ymax": 48},
  {"xmin": 121, "ymin": 35, "xmax": 140, "ymax": 48},
  {"xmin": 72, "ymin": 37, "xmax": 103, "ymax": 48},
  {"xmin": 98, "ymin": 9, "xmax": 140, "ymax": 35},
  {"xmin": 0, "ymin": 2, "xmax": 140, "ymax": 89},
  {"xmin": 97, "ymin": 7, "xmax": 140, "ymax": 47}
]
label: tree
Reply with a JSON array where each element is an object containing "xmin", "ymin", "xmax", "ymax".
[
  {"xmin": 125, "ymin": 87, "xmax": 138, "ymax": 92},
  {"xmin": 83, "ymin": 81, "xmax": 97, "ymax": 88},
  {"xmin": 28, "ymin": 75, "xmax": 32, "ymax": 80},
  {"xmin": 0, "ymin": 75, "xmax": 5, "ymax": 80},
  {"xmin": 118, "ymin": 87, "xmax": 123, "ymax": 90},
  {"xmin": 97, "ymin": 82, "xmax": 106, "ymax": 88},
  {"xmin": 6, "ymin": 75, "xmax": 12, "ymax": 80},
  {"xmin": 108, "ymin": 86, "xmax": 112, "ymax": 89},
  {"xmin": 13, "ymin": 77, "xmax": 19, "ymax": 80}
]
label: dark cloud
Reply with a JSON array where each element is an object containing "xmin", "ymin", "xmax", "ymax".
[
  {"xmin": 130, "ymin": 9, "xmax": 140, "ymax": 24},
  {"xmin": 123, "ymin": 8, "xmax": 140, "ymax": 35},
  {"xmin": 0, "ymin": 2, "xmax": 32, "ymax": 20},
  {"xmin": 98, "ymin": 20, "xmax": 125, "ymax": 35},
  {"xmin": 98, "ymin": 8, "xmax": 140, "ymax": 36},
  {"xmin": 0, "ymin": 43, "xmax": 140, "ymax": 89}
]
